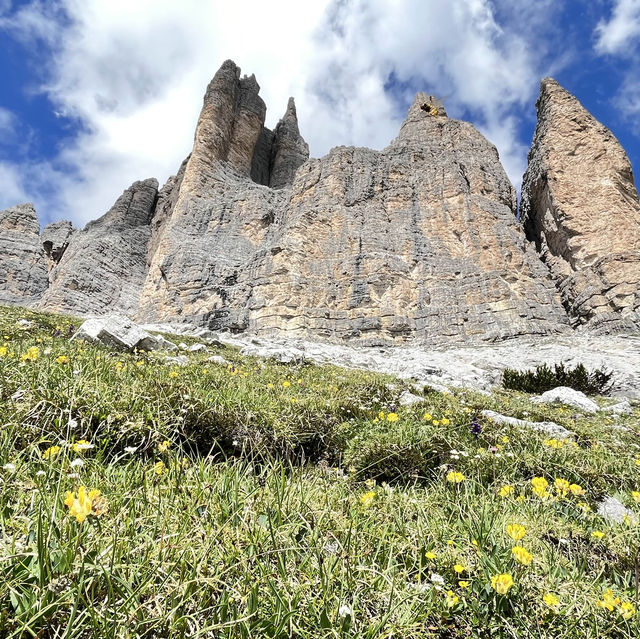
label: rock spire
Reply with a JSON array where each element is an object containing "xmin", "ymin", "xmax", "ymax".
[{"xmin": 521, "ymin": 78, "xmax": 640, "ymax": 332}]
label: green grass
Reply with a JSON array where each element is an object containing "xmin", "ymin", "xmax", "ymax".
[{"xmin": 0, "ymin": 304, "xmax": 639, "ymax": 638}]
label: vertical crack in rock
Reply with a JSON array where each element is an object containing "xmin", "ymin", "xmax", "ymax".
[{"xmin": 521, "ymin": 78, "xmax": 640, "ymax": 332}]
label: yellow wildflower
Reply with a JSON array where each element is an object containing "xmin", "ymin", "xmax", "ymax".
[
  {"xmin": 267, "ymin": 382, "xmax": 274, "ymax": 389},
  {"xmin": 425, "ymin": 551, "xmax": 436, "ymax": 560},
  {"xmin": 447, "ymin": 539, "xmax": 454, "ymax": 546},
  {"xmin": 446, "ymin": 471, "xmax": 465, "ymax": 484},
  {"xmin": 502, "ymin": 436, "xmax": 509, "ymax": 444},
  {"xmin": 423, "ymin": 413, "xmax": 432, "ymax": 421},
  {"xmin": 64, "ymin": 486, "xmax": 102, "ymax": 523},
  {"xmin": 453, "ymin": 564, "xmax": 465, "ymax": 574},
  {"xmin": 499, "ymin": 485, "xmax": 515, "ymax": 497},
  {"xmin": 458, "ymin": 580, "xmax": 470, "ymax": 589},
  {"xmin": 543, "ymin": 593, "xmax": 560, "ymax": 609},
  {"xmin": 386, "ymin": 413, "xmax": 399, "ymax": 422},
  {"xmin": 168, "ymin": 370, "xmax": 178, "ymax": 378},
  {"xmin": 591, "ymin": 530, "xmax": 605, "ymax": 539},
  {"xmin": 20, "ymin": 346, "xmax": 39, "ymax": 362},
  {"xmin": 578, "ymin": 501, "xmax": 591, "ymax": 512},
  {"xmin": 42, "ymin": 445, "xmax": 61, "ymax": 460},
  {"xmin": 632, "ymin": 491, "xmax": 640, "ymax": 503},
  {"xmin": 282, "ymin": 380, "xmax": 291, "ymax": 388},
  {"xmin": 154, "ymin": 461, "xmax": 166, "ymax": 475},
  {"xmin": 432, "ymin": 420, "xmax": 440, "ymax": 426},
  {"xmin": 531, "ymin": 476, "xmax": 550, "ymax": 499},
  {"xmin": 544, "ymin": 439, "xmax": 563, "ymax": 449},
  {"xmin": 445, "ymin": 590, "xmax": 459, "ymax": 608},
  {"xmin": 635, "ymin": 458, "xmax": 640, "ymax": 467},
  {"xmin": 0, "ymin": 346, "xmax": 7, "ymax": 357},
  {"xmin": 569, "ymin": 483, "xmax": 585, "ymax": 496},
  {"xmin": 158, "ymin": 440, "xmax": 171, "ymax": 453},
  {"xmin": 73, "ymin": 440, "xmax": 94, "ymax": 454},
  {"xmin": 491, "ymin": 573, "xmax": 514, "ymax": 595},
  {"xmin": 554, "ymin": 478, "xmax": 571, "ymax": 496},
  {"xmin": 511, "ymin": 546, "xmax": 533, "ymax": 566},
  {"xmin": 620, "ymin": 601, "xmax": 636, "ymax": 619},
  {"xmin": 360, "ymin": 491, "xmax": 376, "ymax": 507},
  {"xmin": 597, "ymin": 589, "xmax": 620, "ymax": 612},
  {"xmin": 506, "ymin": 524, "xmax": 526, "ymax": 541},
  {"xmin": 56, "ymin": 355, "xmax": 70, "ymax": 364},
  {"xmin": 441, "ymin": 418, "xmax": 451, "ymax": 426}
]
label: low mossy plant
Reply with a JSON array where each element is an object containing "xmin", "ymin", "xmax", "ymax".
[{"xmin": 502, "ymin": 362, "xmax": 613, "ymax": 396}]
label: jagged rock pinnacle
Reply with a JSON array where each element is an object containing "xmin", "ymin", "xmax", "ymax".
[{"xmin": 521, "ymin": 77, "xmax": 640, "ymax": 332}]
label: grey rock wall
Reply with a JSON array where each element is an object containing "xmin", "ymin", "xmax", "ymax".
[{"xmin": 0, "ymin": 203, "xmax": 48, "ymax": 306}]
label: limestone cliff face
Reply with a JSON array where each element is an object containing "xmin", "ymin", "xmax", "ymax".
[
  {"xmin": 5, "ymin": 62, "xmax": 638, "ymax": 344},
  {"xmin": 39, "ymin": 179, "xmax": 159, "ymax": 316},
  {"xmin": 138, "ymin": 83, "xmax": 568, "ymax": 343},
  {"xmin": 521, "ymin": 78, "xmax": 640, "ymax": 332},
  {"xmin": 0, "ymin": 203, "xmax": 48, "ymax": 305}
]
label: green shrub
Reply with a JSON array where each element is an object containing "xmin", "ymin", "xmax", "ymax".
[{"xmin": 502, "ymin": 362, "xmax": 613, "ymax": 395}]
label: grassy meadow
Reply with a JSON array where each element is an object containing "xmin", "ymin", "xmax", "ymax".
[{"xmin": 0, "ymin": 304, "xmax": 639, "ymax": 638}]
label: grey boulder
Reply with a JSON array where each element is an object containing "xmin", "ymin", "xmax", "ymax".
[
  {"xmin": 71, "ymin": 315, "xmax": 168, "ymax": 352},
  {"xmin": 531, "ymin": 387, "xmax": 599, "ymax": 413}
]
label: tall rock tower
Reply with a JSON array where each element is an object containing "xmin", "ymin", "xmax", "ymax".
[{"xmin": 521, "ymin": 78, "xmax": 640, "ymax": 332}]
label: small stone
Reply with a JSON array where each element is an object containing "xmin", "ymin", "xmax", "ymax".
[
  {"xmin": 597, "ymin": 496, "xmax": 637, "ymax": 524},
  {"xmin": 398, "ymin": 390, "xmax": 424, "ymax": 406},
  {"xmin": 531, "ymin": 387, "xmax": 599, "ymax": 414},
  {"xmin": 164, "ymin": 355, "xmax": 189, "ymax": 366},
  {"xmin": 188, "ymin": 343, "xmax": 207, "ymax": 352},
  {"xmin": 207, "ymin": 355, "xmax": 231, "ymax": 366},
  {"xmin": 481, "ymin": 409, "xmax": 574, "ymax": 439},
  {"xmin": 602, "ymin": 399, "xmax": 633, "ymax": 415}
]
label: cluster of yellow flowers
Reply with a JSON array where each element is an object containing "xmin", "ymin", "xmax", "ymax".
[
  {"xmin": 529, "ymin": 476, "xmax": 585, "ymax": 500},
  {"xmin": 597, "ymin": 589, "xmax": 635, "ymax": 619},
  {"xmin": 64, "ymin": 486, "xmax": 105, "ymax": 523},
  {"xmin": 446, "ymin": 471, "xmax": 465, "ymax": 484},
  {"xmin": 491, "ymin": 573, "xmax": 514, "ymax": 595},
  {"xmin": 423, "ymin": 412, "xmax": 451, "ymax": 426},
  {"xmin": 360, "ymin": 490, "xmax": 376, "ymax": 507},
  {"xmin": 20, "ymin": 346, "xmax": 39, "ymax": 362}
]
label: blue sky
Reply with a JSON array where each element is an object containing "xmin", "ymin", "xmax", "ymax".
[{"xmin": 1, "ymin": 0, "xmax": 639, "ymax": 227}]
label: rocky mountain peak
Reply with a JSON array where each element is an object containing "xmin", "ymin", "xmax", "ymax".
[
  {"xmin": 2, "ymin": 62, "xmax": 639, "ymax": 345},
  {"xmin": 521, "ymin": 77, "xmax": 640, "ymax": 332}
]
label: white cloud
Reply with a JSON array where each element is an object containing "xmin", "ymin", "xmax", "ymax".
[
  {"xmin": 594, "ymin": 0, "xmax": 640, "ymax": 55},
  {"xmin": 1, "ymin": 0, "xmax": 559, "ymax": 225},
  {"xmin": 614, "ymin": 77, "xmax": 640, "ymax": 132},
  {"xmin": 0, "ymin": 107, "xmax": 15, "ymax": 134}
]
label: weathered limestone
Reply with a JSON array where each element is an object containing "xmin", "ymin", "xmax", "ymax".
[
  {"xmin": 269, "ymin": 97, "xmax": 309, "ymax": 189},
  {"xmin": 139, "ymin": 71, "xmax": 569, "ymax": 345},
  {"xmin": 0, "ymin": 203, "xmax": 48, "ymax": 305},
  {"xmin": 531, "ymin": 386, "xmax": 599, "ymax": 413},
  {"xmin": 481, "ymin": 409, "xmax": 574, "ymax": 439},
  {"xmin": 521, "ymin": 78, "xmax": 640, "ymax": 332},
  {"xmin": 41, "ymin": 220, "xmax": 76, "ymax": 271},
  {"xmin": 39, "ymin": 179, "xmax": 159, "ymax": 316},
  {"xmin": 2, "ymin": 63, "xmax": 639, "ymax": 348},
  {"xmin": 72, "ymin": 314, "xmax": 168, "ymax": 351}
]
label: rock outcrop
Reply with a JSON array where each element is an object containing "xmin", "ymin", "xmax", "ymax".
[
  {"xmin": 2, "ymin": 63, "xmax": 638, "ymax": 346},
  {"xmin": 39, "ymin": 179, "xmax": 159, "ymax": 316},
  {"xmin": 139, "ymin": 78, "xmax": 568, "ymax": 344},
  {"xmin": 0, "ymin": 203, "xmax": 48, "ymax": 305},
  {"xmin": 41, "ymin": 220, "xmax": 76, "ymax": 271},
  {"xmin": 521, "ymin": 78, "xmax": 640, "ymax": 332}
]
